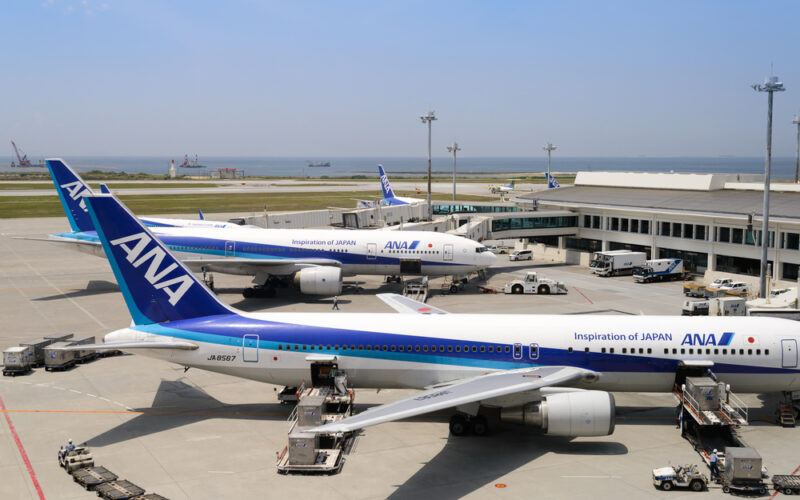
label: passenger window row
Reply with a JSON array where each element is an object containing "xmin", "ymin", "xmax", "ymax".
[
  {"xmin": 277, "ymin": 343, "xmax": 512, "ymax": 354},
  {"xmin": 663, "ymin": 347, "xmax": 768, "ymax": 356}
]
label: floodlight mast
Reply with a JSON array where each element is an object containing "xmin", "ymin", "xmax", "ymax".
[
  {"xmin": 446, "ymin": 141, "xmax": 461, "ymax": 201},
  {"xmin": 420, "ymin": 111, "xmax": 437, "ymax": 219},
  {"xmin": 793, "ymin": 114, "xmax": 800, "ymax": 184},
  {"xmin": 752, "ymin": 75, "xmax": 785, "ymax": 298},
  {"xmin": 543, "ymin": 142, "xmax": 557, "ymax": 184}
]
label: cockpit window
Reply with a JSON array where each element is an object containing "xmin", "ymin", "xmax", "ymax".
[{"xmin": 476, "ymin": 246, "xmax": 490, "ymax": 253}]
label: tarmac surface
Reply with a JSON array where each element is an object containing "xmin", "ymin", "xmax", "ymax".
[{"xmin": 1, "ymin": 215, "xmax": 798, "ymax": 499}]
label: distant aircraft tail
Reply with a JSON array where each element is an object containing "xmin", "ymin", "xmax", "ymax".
[
  {"xmin": 84, "ymin": 194, "xmax": 232, "ymax": 325},
  {"xmin": 546, "ymin": 173, "xmax": 560, "ymax": 189},
  {"xmin": 198, "ymin": 209, "xmax": 205, "ymax": 220},
  {"xmin": 99, "ymin": 184, "xmax": 111, "ymax": 194},
  {"xmin": 378, "ymin": 164, "xmax": 396, "ymax": 201},
  {"xmin": 46, "ymin": 159, "xmax": 95, "ymax": 232},
  {"xmin": 507, "ymin": 180, "xmax": 515, "ymax": 188}
]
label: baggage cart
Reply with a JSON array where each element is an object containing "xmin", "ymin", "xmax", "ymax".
[
  {"xmin": 131, "ymin": 495, "xmax": 169, "ymax": 500},
  {"xmin": 69, "ymin": 335, "xmax": 98, "ymax": 363},
  {"xmin": 19, "ymin": 337, "xmax": 55, "ymax": 367},
  {"xmin": 72, "ymin": 466, "xmax": 118, "ymax": 490},
  {"xmin": 3, "ymin": 346, "xmax": 34, "ymax": 376},
  {"xmin": 772, "ymin": 475, "xmax": 800, "ymax": 495},
  {"xmin": 95, "ymin": 480, "xmax": 145, "ymax": 500},
  {"xmin": 45, "ymin": 341, "xmax": 78, "ymax": 371},
  {"xmin": 719, "ymin": 447, "xmax": 767, "ymax": 495}
]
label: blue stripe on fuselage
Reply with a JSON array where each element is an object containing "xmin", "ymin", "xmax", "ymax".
[{"xmin": 132, "ymin": 315, "xmax": 798, "ymax": 375}]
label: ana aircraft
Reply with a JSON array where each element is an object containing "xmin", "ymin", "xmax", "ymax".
[
  {"xmin": 378, "ymin": 164, "xmax": 423, "ymax": 206},
  {"xmin": 46, "ymin": 159, "xmax": 494, "ymax": 297},
  {"xmin": 489, "ymin": 180, "xmax": 515, "ymax": 194},
  {"xmin": 75, "ymin": 192, "xmax": 800, "ymax": 438}
]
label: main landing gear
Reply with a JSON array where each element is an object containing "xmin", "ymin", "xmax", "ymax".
[
  {"xmin": 242, "ymin": 285, "xmax": 276, "ymax": 299},
  {"xmin": 449, "ymin": 414, "xmax": 489, "ymax": 437}
]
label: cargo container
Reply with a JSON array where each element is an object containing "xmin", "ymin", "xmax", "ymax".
[
  {"xmin": 69, "ymin": 335, "xmax": 97, "ymax": 363},
  {"xmin": 19, "ymin": 337, "xmax": 55, "ymax": 367},
  {"xmin": 44, "ymin": 333, "xmax": 74, "ymax": 342},
  {"xmin": 3, "ymin": 346, "xmax": 34, "ymax": 376},
  {"xmin": 44, "ymin": 341, "xmax": 78, "ymax": 371}
]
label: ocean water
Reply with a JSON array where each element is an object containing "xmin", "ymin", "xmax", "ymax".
[{"xmin": 1, "ymin": 156, "xmax": 798, "ymax": 179}]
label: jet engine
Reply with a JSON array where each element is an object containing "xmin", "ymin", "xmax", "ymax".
[
  {"xmin": 499, "ymin": 390, "xmax": 615, "ymax": 437},
  {"xmin": 293, "ymin": 267, "xmax": 342, "ymax": 296}
]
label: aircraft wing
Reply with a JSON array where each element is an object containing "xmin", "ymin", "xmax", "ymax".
[
  {"xmin": 181, "ymin": 257, "xmax": 342, "ymax": 276},
  {"xmin": 377, "ymin": 293, "xmax": 448, "ymax": 314},
  {"xmin": 309, "ymin": 366, "xmax": 593, "ymax": 433},
  {"xmin": 59, "ymin": 341, "xmax": 198, "ymax": 351}
]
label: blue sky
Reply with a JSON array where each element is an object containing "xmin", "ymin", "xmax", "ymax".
[{"xmin": 3, "ymin": 1, "xmax": 800, "ymax": 157}]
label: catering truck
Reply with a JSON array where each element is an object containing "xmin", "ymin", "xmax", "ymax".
[
  {"xmin": 589, "ymin": 250, "xmax": 646, "ymax": 277},
  {"xmin": 633, "ymin": 258, "xmax": 684, "ymax": 283}
]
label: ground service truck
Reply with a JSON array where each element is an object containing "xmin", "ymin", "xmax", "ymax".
[
  {"xmin": 590, "ymin": 250, "xmax": 647, "ymax": 277},
  {"xmin": 633, "ymin": 258, "xmax": 684, "ymax": 283}
]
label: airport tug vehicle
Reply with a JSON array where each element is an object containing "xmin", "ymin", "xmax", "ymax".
[
  {"xmin": 652, "ymin": 464, "xmax": 708, "ymax": 492},
  {"xmin": 504, "ymin": 271, "xmax": 567, "ymax": 295}
]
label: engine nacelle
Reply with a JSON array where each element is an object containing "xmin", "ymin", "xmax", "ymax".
[
  {"xmin": 499, "ymin": 391, "xmax": 615, "ymax": 437},
  {"xmin": 293, "ymin": 267, "xmax": 342, "ymax": 296}
]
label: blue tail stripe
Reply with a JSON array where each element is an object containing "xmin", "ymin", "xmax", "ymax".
[
  {"xmin": 85, "ymin": 195, "xmax": 231, "ymax": 325},
  {"xmin": 47, "ymin": 159, "xmax": 95, "ymax": 232}
]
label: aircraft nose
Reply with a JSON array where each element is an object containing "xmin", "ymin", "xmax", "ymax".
[{"xmin": 482, "ymin": 250, "xmax": 498, "ymax": 267}]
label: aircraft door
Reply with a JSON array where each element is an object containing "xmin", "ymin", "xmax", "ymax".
[
  {"xmin": 513, "ymin": 343, "xmax": 522, "ymax": 360},
  {"xmin": 529, "ymin": 343, "xmax": 540, "ymax": 361},
  {"xmin": 367, "ymin": 243, "xmax": 377, "ymax": 260},
  {"xmin": 444, "ymin": 244, "xmax": 454, "ymax": 261},
  {"xmin": 243, "ymin": 334, "xmax": 259, "ymax": 362},
  {"xmin": 225, "ymin": 241, "xmax": 235, "ymax": 256},
  {"xmin": 782, "ymin": 339, "xmax": 798, "ymax": 368}
]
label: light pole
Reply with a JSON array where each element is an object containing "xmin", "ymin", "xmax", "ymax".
[
  {"xmin": 420, "ymin": 111, "xmax": 437, "ymax": 219},
  {"xmin": 543, "ymin": 142, "xmax": 557, "ymax": 186},
  {"xmin": 752, "ymin": 75, "xmax": 785, "ymax": 297},
  {"xmin": 446, "ymin": 141, "xmax": 461, "ymax": 201},
  {"xmin": 793, "ymin": 114, "xmax": 800, "ymax": 184}
]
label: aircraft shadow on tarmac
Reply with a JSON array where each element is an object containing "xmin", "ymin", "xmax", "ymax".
[
  {"xmin": 34, "ymin": 280, "xmax": 120, "ymax": 301},
  {"xmin": 386, "ymin": 427, "xmax": 627, "ymax": 500},
  {"xmin": 87, "ymin": 379, "xmax": 292, "ymax": 447}
]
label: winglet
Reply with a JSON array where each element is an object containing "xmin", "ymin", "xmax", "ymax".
[
  {"xmin": 377, "ymin": 293, "xmax": 448, "ymax": 314},
  {"xmin": 46, "ymin": 158, "xmax": 95, "ymax": 232}
]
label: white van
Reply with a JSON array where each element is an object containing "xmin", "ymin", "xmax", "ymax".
[{"xmin": 509, "ymin": 250, "xmax": 532, "ymax": 261}]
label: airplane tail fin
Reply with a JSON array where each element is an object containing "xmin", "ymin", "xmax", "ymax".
[
  {"xmin": 508, "ymin": 180, "xmax": 515, "ymax": 188},
  {"xmin": 198, "ymin": 209, "xmax": 205, "ymax": 220},
  {"xmin": 99, "ymin": 184, "xmax": 111, "ymax": 194},
  {"xmin": 546, "ymin": 173, "xmax": 560, "ymax": 189},
  {"xmin": 46, "ymin": 159, "xmax": 95, "ymax": 232},
  {"xmin": 378, "ymin": 164, "xmax": 396, "ymax": 200},
  {"xmin": 84, "ymin": 194, "xmax": 233, "ymax": 325}
]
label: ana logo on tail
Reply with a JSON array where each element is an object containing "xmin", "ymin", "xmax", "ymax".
[
  {"xmin": 110, "ymin": 232, "xmax": 194, "ymax": 305},
  {"xmin": 60, "ymin": 180, "xmax": 91, "ymax": 212}
]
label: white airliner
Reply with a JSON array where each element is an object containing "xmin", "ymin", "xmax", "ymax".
[
  {"xmin": 73, "ymin": 192, "xmax": 800, "ymax": 438},
  {"xmin": 47, "ymin": 159, "xmax": 495, "ymax": 297}
]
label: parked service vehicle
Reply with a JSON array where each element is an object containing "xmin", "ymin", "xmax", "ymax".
[
  {"xmin": 2, "ymin": 346, "xmax": 34, "ymax": 376},
  {"xmin": 58, "ymin": 444, "xmax": 94, "ymax": 473},
  {"xmin": 486, "ymin": 245, "xmax": 508, "ymax": 254},
  {"xmin": 508, "ymin": 250, "xmax": 532, "ymax": 261},
  {"xmin": 718, "ymin": 282, "xmax": 749, "ymax": 295},
  {"xmin": 681, "ymin": 297, "xmax": 746, "ymax": 316},
  {"xmin": 652, "ymin": 464, "xmax": 708, "ymax": 492},
  {"xmin": 589, "ymin": 250, "xmax": 646, "ymax": 276},
  {"xmin": 682, "ymin": 300, "xmax": 710, "ymax": 316},
  {"xmin": 633, "ymin": 258, "xmax": 684, "ymax": 283},
  {"xmin": 504, "ymin": 271, "xmax": 568, "ymax": 295}
]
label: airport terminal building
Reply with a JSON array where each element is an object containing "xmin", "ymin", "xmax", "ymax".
[{"xmin": 505, "ymin": 172, "xmax": 800, "ymax": 281}]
